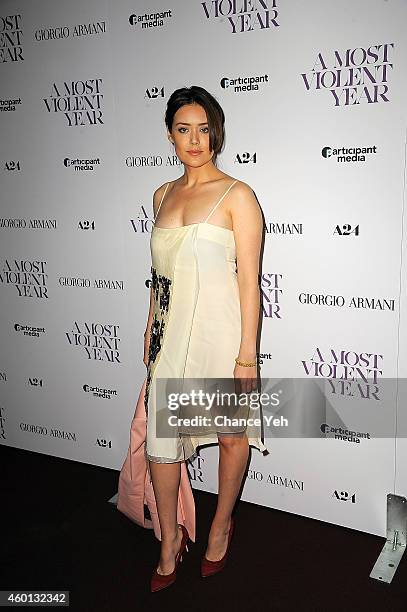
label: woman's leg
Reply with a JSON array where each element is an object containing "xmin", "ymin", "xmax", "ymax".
[
  {"xmin": 149, "ymin": 460, "xmax": 184, "ymax": 574},
  {"xmin": 204, "ymin": 433, "xmax": 249, "ymax": 560}
]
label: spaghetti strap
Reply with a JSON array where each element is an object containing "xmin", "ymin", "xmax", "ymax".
[
  {"xmin": 154, "ymin": 182, "xmax": 170, "ymax": 220},
  {"xmin": 203, "ymin": 179, "xmax": 239, "ymax": 223}
]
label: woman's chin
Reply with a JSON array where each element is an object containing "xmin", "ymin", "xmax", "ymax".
[{"xmin": 180, "ymin": 154, "xmax": 212, "ymax": 167}]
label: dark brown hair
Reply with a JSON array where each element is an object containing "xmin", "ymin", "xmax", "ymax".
[{"xmin": 165, "ymin": 86, "xmax": 225, "ymax": 164}]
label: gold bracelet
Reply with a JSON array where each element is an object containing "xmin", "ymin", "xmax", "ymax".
[{"xmin": 235, "ymin": 357, "xmax": 257, "ymax": 367}]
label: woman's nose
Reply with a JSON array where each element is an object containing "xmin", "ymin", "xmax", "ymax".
[{"xmin": 190, "ymin": 130, "xmax": 199, "ymax": 144}]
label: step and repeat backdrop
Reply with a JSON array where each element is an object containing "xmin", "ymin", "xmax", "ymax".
[{"xmin": 1, "ymin": 0, "xmax": 407, "ymax": 537}]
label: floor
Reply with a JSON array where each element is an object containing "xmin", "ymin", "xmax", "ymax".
[{"xmin": 1, "ymin": 444, "xmax": 406, "ymax": 611}]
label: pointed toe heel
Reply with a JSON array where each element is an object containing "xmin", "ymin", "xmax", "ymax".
[
  {"xmin": 201, "ymin": 516, "xmax": 235, "ymax": 578},
  {"xmin": 150, "ymin": 524, "xmax": 190, "ymax": 592}
]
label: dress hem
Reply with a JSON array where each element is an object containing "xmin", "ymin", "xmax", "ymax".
[{"xmin": 146, "ymin": 437, "xmax": 268, "ymax": 464}]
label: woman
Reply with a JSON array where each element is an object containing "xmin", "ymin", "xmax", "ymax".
[{"xmin": 144, "ymin": 85, "xmax": 267, "ymax": 592}]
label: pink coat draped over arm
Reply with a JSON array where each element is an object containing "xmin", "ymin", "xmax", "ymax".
[{"xmin": 117, "ymin": 376, "xmax": 196, "ymax": 542}]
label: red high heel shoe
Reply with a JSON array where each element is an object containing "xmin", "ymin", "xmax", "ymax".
[
  {"xmin": 150, "ymin": 524, "xmax": 190, "ymax": 592},
  {"xmin": 201, "ymin": 516, "xmax": 235, "ymax": 578}
]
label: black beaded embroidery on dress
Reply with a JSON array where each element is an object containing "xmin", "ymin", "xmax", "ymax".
[
  {"xmin": 151, "ymin": 266, "xmax": 171, "ymax": 315},
  {"xmin": 148, "ymin": 314, "xmax": 164, "ymax": 363},
  {"xmin": 144, "ymin": 266, "xmax": 172, "ymax": 414}
]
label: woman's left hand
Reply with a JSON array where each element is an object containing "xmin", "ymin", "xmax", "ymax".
[{"xmin": 233, "ymin": 362, "xmax": 258, "ymax": 395}]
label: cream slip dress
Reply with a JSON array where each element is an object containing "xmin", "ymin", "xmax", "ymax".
[{"xmin": 145, "ymin": 178, "xmax": 268, "ymax": 463}]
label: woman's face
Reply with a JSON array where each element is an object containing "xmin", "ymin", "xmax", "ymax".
[{"xmin": 168, "ymin": 103, "xmax": 213, "ymax": 167}]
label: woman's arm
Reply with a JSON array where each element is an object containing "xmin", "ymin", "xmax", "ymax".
[
  {"xmin": 144, "ymin": 284, "xmax": 155, "ymax": 336},
  {"xmin": 143, "ymin": 184, "xmax": 167, "ymax": 364},
  {"xmin": 145, "ymin": 182, "xmax": 168, "ymax": 332},
  {"xmin": 230, "ymin": 181, "xmax": 263, "ymax": 389}
]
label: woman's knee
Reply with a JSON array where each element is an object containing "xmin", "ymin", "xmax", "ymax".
[{"xmin": 218, "ymin": 433, "xmax": 247, "ymax": 449}]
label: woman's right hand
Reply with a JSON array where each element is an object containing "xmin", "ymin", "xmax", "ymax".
[{"xmin": 143, "ymin": 329, "xmax": 150, "ymax": 368}]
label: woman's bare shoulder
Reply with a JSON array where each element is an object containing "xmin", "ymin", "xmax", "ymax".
[
  {"xmin": 228, "ymin": 179, "xmax": 262, "ymax": 228},
  {"xmin": 231, "ymin": 178, "xmax": 255, "ymax": 198},
  {"xmin": 152, "ymin": 180, "xmax": 175, "ymax": 216},
  {"xmin": 217, "ymin": 173, "xmax": 254, "ymax": 198},
  {"xmin": 219, "ymin": 177, "xmax": 256, "ymax": 209},
  {"xmin": 153, "ymin": 180, "xmax": 172, "ymax": 202}
]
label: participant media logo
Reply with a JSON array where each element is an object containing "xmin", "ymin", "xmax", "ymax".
[
  {"xmin": 258, "ymin": 351, "xmax": 272, "ymax": 365},
  {"xmin": 14, "ymin": 323, "xmax": 45, "ymax": 338},
  {"xmin": 64, "ymin": 156, "xmax": 101, "ymax": 171},
  {"xmin": 322, "ymin": 145, "xmax": 377, "ymax": 163},
  {"xmin": 83, "ymin": 383, "xmax": 118, "ymax": 400},
  {"xmin": 322, "ymin": 422, "xmax": 371, "ymax": 444},
  {"xmin": 0, "ymin": 97, "xmax": 22, "ymax": 112},
  {"xmin": 129, "ymin": 10, "xmax": 172, "ymax": 29},
  {"xmin": 221, "ymin": 74, "xmax": 269, "ymax": 92}
]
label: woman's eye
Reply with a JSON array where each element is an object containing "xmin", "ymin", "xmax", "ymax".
[{"xmin": 177, "ymin": 127, "xmax": 208, "ymax": 133}]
